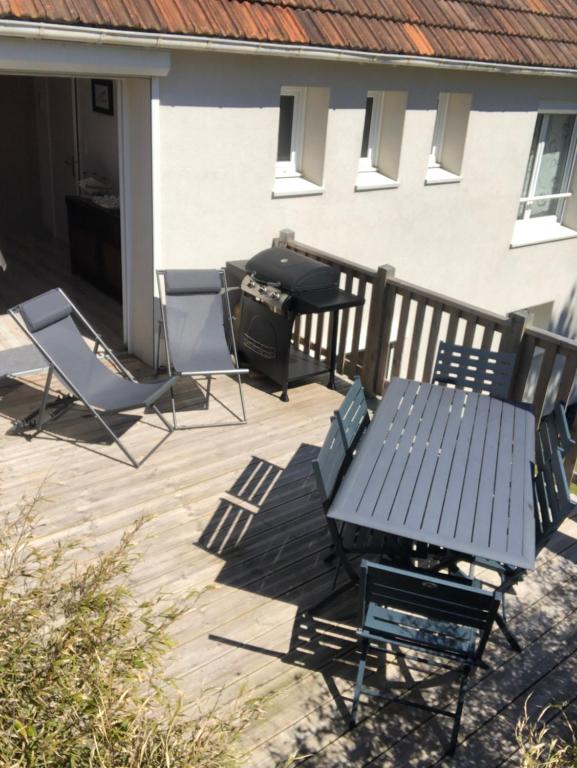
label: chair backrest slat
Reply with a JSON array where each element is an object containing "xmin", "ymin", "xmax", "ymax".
[
  {"xmin": 335, "ymin": 376, "xmax": 369, "ymax": 450},
  {"xmin": 433, "ymin": 341, "xmax": 516, "ymax": 400},
  {"xmin": 534, "ymin": 404, "xmax": 576, "ymax": 552},
  {"xmin": 312, "ymin": 416, "xmax": 347, "ymax": 506},
  {"xmin": 361, "ymin": 561, "xmax": 500, "ymax": 634}
]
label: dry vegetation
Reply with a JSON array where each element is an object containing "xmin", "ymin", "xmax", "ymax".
[
  {"xmin": 0, "ymin": 496, "xmax": 256, "ymax": 768},
  {"xmin": 516, "ymin": 699, "xmax": 577, "ymax": 768}
]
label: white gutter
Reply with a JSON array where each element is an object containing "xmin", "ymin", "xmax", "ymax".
[{"xmin": 0, "ymin": 17, "xmax": 576, "ymax": 78}]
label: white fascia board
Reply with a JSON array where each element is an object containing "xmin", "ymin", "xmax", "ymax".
[
  {"xmin": 0, "ymin": 19, "xmax": 577, "ymax": 79},
  {"xmin": 0, "ymin": 37, "xmax": 170, "ymax": 77}
]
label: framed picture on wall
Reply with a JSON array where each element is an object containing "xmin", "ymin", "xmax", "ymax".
[{"xmin": 91, "ymin": 79, "xmax": 114, "ymax": 116}]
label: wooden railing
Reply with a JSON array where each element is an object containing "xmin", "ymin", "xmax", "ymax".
[
  {"xmin": 273, "ymin": 229, "xmax": 577, "ymax": 476},
  {"xmin": 512, "ymin": 326, "xmax": 577, "ymax": 475},
  {"xmin": 363, "ymin": 268, "xmax": 525, "ymax": 398},
  {"xmin": 273, "ymin": 230, "xmax": 375, "ymax": 378}
]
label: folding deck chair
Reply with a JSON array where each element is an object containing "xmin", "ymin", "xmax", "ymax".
[
  {"xmin": 433, "ymin": 341, "xmax": 517, "ymax": 400},
  {"xmin": 350, "ymin": 560, "xmax": 501, "ymax": 756},
  {"xmin": 9, "ymin": 288, "xmax": 176, "ymax": 468},
  {"xmin": 156, "ymin": 269, "xmax": 247, "ymax": 428}
]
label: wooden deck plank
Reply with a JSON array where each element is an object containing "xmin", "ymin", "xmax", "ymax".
[{"xmin": 0, "ymin": 309, "xmax": 575, "ymax": 768}]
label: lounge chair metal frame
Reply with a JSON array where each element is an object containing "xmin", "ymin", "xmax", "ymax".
[
  {"xmin": 156, "ymin": 269, "xmax": 247, "ymax": 429},
  {"xmin": 9, "ymin": 287, "xmax": 174, "ymax": 468}
]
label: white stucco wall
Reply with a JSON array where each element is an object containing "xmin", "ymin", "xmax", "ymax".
[{"xmin": 156, "ymin": 51, "xmax": 577, "ymax": 337}]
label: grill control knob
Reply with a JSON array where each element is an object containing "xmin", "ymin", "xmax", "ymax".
[
  {"xmin": 258, "ymin": 286, "xmax": 266, "ymax": 294},
  {"xmin": 248, "ymin": 280, "xmax": 255, "ymax": 288}
]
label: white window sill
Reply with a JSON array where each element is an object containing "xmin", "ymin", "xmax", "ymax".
[
  {"xmin": 272, "ymin": 176, "xmax": 324, "ymax": 198},
  {"xmin": 425, "ymin": 167, "xmax": 462, "ymax": 185},
  {"xmin": 510, "ymin": 218, "xmax": 577, "ymax": 248},
  {"xmin": 355, "ymin": 170, "xmax": 399, "ymax": 192}
]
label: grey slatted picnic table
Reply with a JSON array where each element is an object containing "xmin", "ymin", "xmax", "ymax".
[{"xmin": 327, "ymin": 378, "xmax": 536, "ymax": 570}]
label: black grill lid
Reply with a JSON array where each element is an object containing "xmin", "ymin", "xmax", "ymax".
[{"xmin": 246, "ymin": 247, "xmax": 339, "ymax": 294}]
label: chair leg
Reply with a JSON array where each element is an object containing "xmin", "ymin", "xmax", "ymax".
[
  {"xmin": 154, "ymin": 321, "xmax": 161, "ymax": 373},
  {"xmin": 496, "ymin": 594, "xmax": 522, "ymax": 652},
  {"xmin": 37, "ymin": 366, "xmax": 54, "ymax": 429},
  {"xmin": 447, "ymin": 664, "xmax": 471, "ymax": 756},
  {"xmin": 93, "ymin": 410, "xmax": 140, "ymax": 468},
  {"xmin": 350, "ymin": 638, "xmax": 369, "ymax": 727},
  {"xmin": 152, "ymin": 404, "xmax": 174, "ymax": 433},
  {"xmin": 237, "ymin": 372, "xmax": 247, "ymax": 423},
  {"xmin": 170, "ymin": 387, "xmax": 177, "ymax": 429},
  {"xmin": 326, "ymin": 518, "xmax": 358, "ymax": 584},
  {"xmin": 331, "ymin": 559, "xmax": 342, "ymax": 592}
]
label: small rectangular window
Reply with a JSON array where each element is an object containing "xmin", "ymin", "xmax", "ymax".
[
  {"xmin": 277, "ymin": 95, "xmax": 295, "ymax": 163},
  {"xmin": 425, "ymin": 92, "xmax": 471, "ymax": 185},
  {"xmin": 428, "ymin": 93, "xmax": 449, "ymax": 169},
  {"xmin": 355, "ymin": 91, "xmax": 406, "ymax": 191},
  {"xmin": 275, "ymin": 86, "xmax": 304, "ymax": 179},
  {"xmin": 273, "ymin": 86, "xmax": 329, "ymax": 198},
  {"xmin": 360, "ymin": 96, "xmax": 374, "ymax": 161}
]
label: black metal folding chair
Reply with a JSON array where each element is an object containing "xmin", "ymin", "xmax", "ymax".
[
  {"xmin": 9, "ymin": 288, "xmax": 176, "ymax": 468},
  {"xmin": 350, "ymin": 560, "xmax": 501, "ymax": 756},
  {"xmin": 156, "ymin": 269, "xmax": 247, "ymax": 428},
  {"xmin": 433, "ymin": 341, "xmax": 517, "ymax": 400}
]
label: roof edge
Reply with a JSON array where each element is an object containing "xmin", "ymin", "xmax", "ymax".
[{"xmin": 1, "ymin": 18, "xmax": 577, "ymax": 79}]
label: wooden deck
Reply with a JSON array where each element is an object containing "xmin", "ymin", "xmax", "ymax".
[
  {"xmin": 1, "ymin": 357, "xmax": 576, "ymax": 768},
  {"xmin": 0, "ymin": 229, "xmax": 575, "ymax": 767}
]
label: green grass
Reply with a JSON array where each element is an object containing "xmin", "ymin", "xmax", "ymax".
[{"xmin": 0, "ymin": 495, "xmax": 257, "ymax": 768}]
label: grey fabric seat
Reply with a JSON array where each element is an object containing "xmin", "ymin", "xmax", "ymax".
[
  {"xmin": 10, "ymin": 288, "xmax": 176, "ymax": 467},
  {"xmin": 156, "ymin": 269, "xmax": 247, "ymax": 427}
]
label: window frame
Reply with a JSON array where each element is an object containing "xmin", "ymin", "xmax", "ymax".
[
  {"xmin": 517, "ymin": 111, "xmax": 577, "ymax": 225},
  {"xmin": 358, "ymin": 91, "xmax": 384, "ymax": 174},
  {"xmin": 275, "ymin": 86, "xmax": 306, "ymax": 179}
]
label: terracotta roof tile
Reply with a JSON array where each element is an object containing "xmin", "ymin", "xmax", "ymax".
[{"xmin": 1, "ymin": 0, "xmax": 577, "ymax": 69}]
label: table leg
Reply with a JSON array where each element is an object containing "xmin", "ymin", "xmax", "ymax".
[
  {"xmin": 304, "ymin": 519, "xmax": 358, "ymax": 616},
  {"xmin": 328, "ymin": 311, "xmax": 339, "ymax": 390}
]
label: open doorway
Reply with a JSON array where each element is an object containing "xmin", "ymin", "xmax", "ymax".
[{"xmin": 0, "ymin": 74, "xmax": 124, "ymax": 352}]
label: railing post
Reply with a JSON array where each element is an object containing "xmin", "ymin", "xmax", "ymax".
[
  {"xmin": 275, "ymin": 228, "xmax": 295, "ymax": 248},
  {"xmin": 502, "ymin": 310, "xmax": 528, "ymax": 354},
  {"xmin": 504, "ymin": 310, "xmax": 529, "ymax": 401},
  {"xmin": 362, "ymin": 264, "xmax": 395, "ymax": 397}
]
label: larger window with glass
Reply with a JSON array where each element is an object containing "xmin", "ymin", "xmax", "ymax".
[
  {"xmin": 518, "ymin": 113, "xmax": 577, "ymax": 223},
  {"xmin": 512, "ymin": 111, "xmax": 577, "ymax": 246}
]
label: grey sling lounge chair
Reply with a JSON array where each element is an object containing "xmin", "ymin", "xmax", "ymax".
[
  {"xmin": 156, "ymin": 269, "xmax": 247, "ymax": 428},
  {"xmin": 9, "ymin": 288, "xmax": 176, "ymax": 468}
]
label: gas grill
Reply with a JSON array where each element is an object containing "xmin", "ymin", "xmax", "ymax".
[{"xmin": 226, "ymin": 247, "xmax": 365, "ymax": 401}]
